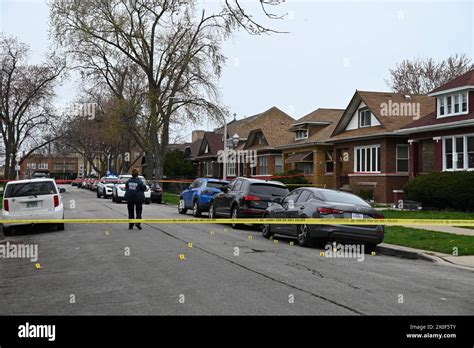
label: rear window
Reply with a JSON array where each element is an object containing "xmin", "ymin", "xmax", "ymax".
[
  {"xmin": 250, "ymin": 184, "xmax": 289, "ymax": 197},
  {"xmin": 317, "ymin": 190, "xmax": 370, "ymax": 207},
  {"xmin": 207, "ymin": 182, "xmax": 227, "ymax": 189},
  {"xmin": 5, "ymin": 181, "xmax": 57, "ymax": 198}
]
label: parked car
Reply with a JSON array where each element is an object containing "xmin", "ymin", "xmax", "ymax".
[
  {"xmin": 97, "ymin": 176, "xmax": 119, "ymax": 198},
  {"xmin": 1, "ymin": 179, "xmax": 66, "ymax": 233},
  {"xmin": 208, "ymin": 177, "xmax": 289, "ymax": 229},
  {"xmin": 261, "ymin": 187, "xmax": 384, "ymax": 249},
  {"xmin": 178, "ymin": 178, "xmax": 229, "ymax": 216},
  {"xmin": 71, "ymin": 178, "xmax": 81, "ymax": 187},
  {"xmin": 149, "ymin": 182, "xmax": 163, "ymax": 204},
  {"xmin": 112, "ymin": 175, "xmax": 151, "ymax": 204}
]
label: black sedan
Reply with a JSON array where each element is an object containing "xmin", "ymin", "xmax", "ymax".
[
  {"xmin": 262, "ymin": 187, "xmax": 384, "ymax": 249},
  {"xmin": 208, "ymin": 177, "xmax": 289, "ymax": 229},
  {"xmin": 149, "ymin": 182, "xmax": 163, "ymax": 204}
]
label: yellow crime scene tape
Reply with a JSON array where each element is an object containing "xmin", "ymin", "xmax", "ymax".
[{"xmin": 1, "ymin": 218, "xmax": 474, "ymax": 226}]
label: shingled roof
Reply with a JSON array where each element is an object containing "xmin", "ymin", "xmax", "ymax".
[
  {"xmin": 329, "ymin": 91, "xmax": 435, "ymax": 141},
  {"xmin": 429, "ymin": 69, "xmax": 474, "ymax": 95}
]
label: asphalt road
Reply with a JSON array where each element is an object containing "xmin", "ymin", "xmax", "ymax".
[{"xmin": 0, "ymin": 186, "xmax": 473, "ymax": 315}]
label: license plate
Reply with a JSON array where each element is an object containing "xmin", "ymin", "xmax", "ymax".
[
  {"xmin": 27, "ymin": 201, "xmax": 38, "ymax": 208},
  {"xmin": 352, "ymin": 213, "xmax": 364, "ymax": 219}
]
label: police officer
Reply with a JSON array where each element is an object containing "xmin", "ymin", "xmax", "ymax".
[{"xmin": 125, "ymin": 168, "xmax": 147, "ymax": 230}]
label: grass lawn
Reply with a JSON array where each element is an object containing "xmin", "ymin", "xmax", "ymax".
[
  {"xmin": 163, "ymin": 192, "xmax": 180, "ymax": 206},
  {"xmin": 384, "ymin": 226, "xmax": 474, "ymax": 255},
  {"xmin": 381, "ymin": 210, "xmax": 474, "ymax": 229}
]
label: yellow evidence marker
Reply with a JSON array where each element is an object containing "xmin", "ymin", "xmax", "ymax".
[
  {"xmin": 179, "ymin": 254, "xmax": 186, "ymax": 260},
  {"xmin": 188, "ymin": 243, "xmax": 193, "ymax": 248},
  {"xmin": 35, "ymin": 263, "xmax": 42, "ymax": 269}
]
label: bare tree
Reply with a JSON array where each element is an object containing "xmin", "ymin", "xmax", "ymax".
[
  {"xmin": 0, "ymin": 34, "xmax": 65, "ymax": 179},
  {"xmin": 50, "ymin": 0, "xmax": 285, "ymax": 179},
  {"xmin": 387, "ymin": 54, "xmax": 473, "ymax": 94}
]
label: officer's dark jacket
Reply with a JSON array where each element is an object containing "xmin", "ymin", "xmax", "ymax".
[{"xmin": 124, "ymin": 177, "xmax": 147, "ymax": 203}]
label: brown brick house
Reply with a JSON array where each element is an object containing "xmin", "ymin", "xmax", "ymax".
[
  {"xmin": 21, "ymin": 154, "xmax": 79, "ymax": 179},
  {"xmin": 329, "ymin": 91, "xmax": 435, "ymax": 203},
  {"xmin": 276, "ymin": 108, "xmax": 344, "ymax": 188},
  {"xmin": 242, "ymin": 109, "xmax": 295, "ymax": 177},
  {"xmin": 397, "ymin": 69, "xmax": 474, "ymax": 176},
  {"xmin": 193, "ymin": 132, "xmax": 224, "ymax": 178}
]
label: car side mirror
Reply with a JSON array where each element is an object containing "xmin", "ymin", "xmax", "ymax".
[
  {"xmin": 59, "ymin": 188, "xmax": 66, "ymax": 193},
  {"xmin": 220, "ymin": 185, "xmax": 228, "ymax": 192}
]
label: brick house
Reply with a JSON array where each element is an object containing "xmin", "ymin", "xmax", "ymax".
[
  {"xmin": 270, "ymin": 108, "xmax": 343, "ymax": 188},
  {"xmin": 242, "ymin": 110, "xmax": 295, "ymax": 177},
  {"xmin": 329, "ymin": 91, "xmax": 435, "ymax": 203},
  {"xmin": 20, "ymin": 154, "xmax": 79, "ymax": 180},
  {"xmin": 397, "ymin": 69, "xmax": 474, "ymax": 176},
  {"xmin": 193, "ymin": 132, "xmax": 224, "ymax": 178}
]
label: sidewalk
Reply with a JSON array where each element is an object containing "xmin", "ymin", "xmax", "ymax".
[{"xmin": 405, "ymin": 225, "xmax": 474, "ymax": 236}]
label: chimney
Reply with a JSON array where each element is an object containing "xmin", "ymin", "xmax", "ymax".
[{"xmin": 192, "ymin": 130, "xmax": 205, "ymax": 143}]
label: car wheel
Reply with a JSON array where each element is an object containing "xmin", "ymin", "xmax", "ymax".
[
  {"xmin": 56, "ymin": 223, "xmax": 65, "ymax": 231},
  {"xmin": 208, "ymin": 202, "xmax": 215, "ymax": 219},
  {"xmin": 97, "ymin": 190, "xmax": 101, "ymax": 198},
  {"xmin": 261, "ymin": 216, "xmax": 273, "ymax": 239},
  {"xmin": 178, "ymin": 199, "xmax": 187, "ymax": 214},
  {"xmin": 365, "ymin": 243, "xmax": 377, "ymax": 254},
  {"xmin": 116, "ymin": 197, "xmax": 122, "ymax": 203},
  {"xmin": 145, "ymin": 199, "xmax": 151, "ymax": 205},
  {"xmin": 297, "ymin": 224, "xmax": 312, "ymax": 247},
  {"xmin": 192, "ymin": 200, "xmax": 201, "ymax": 217},
  {"xmin": 231, "ymin": 206, "xmax": 243, "ymax": 229}
]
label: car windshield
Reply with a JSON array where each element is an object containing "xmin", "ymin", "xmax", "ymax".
[
  {"xmin": 207, "ymin": 182, "xmax": 227, "ymax": 189},
  {"xmin": 317, "ymin": 190, "xmax": 370, "ymax": 207},
  {"xmin": 250, "ymin": 184, "xmax": 289, "ymax": 196},
  {"xmin": 5, "ymin": 181, "xmax": 57, "ymax": 198}
]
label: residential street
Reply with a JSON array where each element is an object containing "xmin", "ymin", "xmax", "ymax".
[{"xmin": 0, "ymin": 186, "xmax": 473, "ymax": 315}]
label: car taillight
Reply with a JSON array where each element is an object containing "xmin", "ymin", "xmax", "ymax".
[
  {"xmin": 54, "ymin": 195, "xmax": 59, "ymax": 207},
  {"xmin": 3, "ymin": 199, "xmax": 9, "ymax": 212},
  {"xmin": 372, "ymin": 213, "xmax": 384, "ymax": 219},
  {"xmin": 317, "ymin": 207, "xmax": 343, "ymax": 215},
  {"xmin": 243, "ymin": 195, "xmax": 260, "ymax": 202}
]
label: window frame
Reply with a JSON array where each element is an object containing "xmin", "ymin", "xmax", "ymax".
[
  {"xmin": 396, "ymin": 144, "xmax": 409, "ymax": 173},
  {"xmin": 354, "ymin": 145, "xmax": 381, "ymax": 173},
  {"xmin": 258, "ymin": 155, "xmax": 269, "ymax": 175},
  {"xmin": 437, "ymin": 92, "xmax": 469, "ymax": 118},
  {"xmin": 358, "ymin": 108, "xmax": 371, "ymax": 128},
  {"xmin": 442, "ymin": 134, "xmax": 474, "ymax": 171}
]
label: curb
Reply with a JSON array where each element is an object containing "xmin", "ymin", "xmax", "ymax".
[{"xmin": 376, "ymin": 243, "xmax": 474, "ymax": 271}]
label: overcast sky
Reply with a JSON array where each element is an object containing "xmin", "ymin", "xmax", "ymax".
[{"xmin": 1, "ymin": 0, "xmax": 472, "ymax": 141}]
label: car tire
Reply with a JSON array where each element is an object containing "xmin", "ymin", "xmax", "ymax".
[
  {"xmin": 178, "ymin": 198, "xmax": 187, "ymax": 214},
  {"xmin": 145, "ymin": 199, "xmax": 151, "ymax": 205},
  {"xmin": 192, "ymin": 200, "xmax": 201, "ymax": 217},
  {"xmin": 297, "ymin": 224, "xmax": 312, "ymax": 247},
  {"xmin": 116, "ymin": 197, "xmax": 122, "ymax": 204},
  {"xmin": 97, "ymin": 190, "xmax": 101, "ymax": 198},
  {"xmin": 1, "ymin": 224, "xmax": 10, "ymax": 235},
  {"xmin": 157, "ymin": 196, "xmax": 162, "ymax": 204},
  {"xmin": 365, "ymin": 243, "xmax": 378, "ymax": 254},
  {"xmin": 56, "ymin": 223, "xmax": 65, "ymax": 231},
  {"xmin": 261, "ymin": 215, "xmax": 273, "ymax": 239},
  {"xmin": 208, "ymin": 202, "xmax": 215, "ymax": 219},
  {"xmin": 231, "ymin": 206, "xmax": 243, "ymax": 229}
]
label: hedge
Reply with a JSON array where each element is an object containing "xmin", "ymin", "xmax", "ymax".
[{"xmin": 403, "ymin": 171, "xmax": 474, "ymax": 211}]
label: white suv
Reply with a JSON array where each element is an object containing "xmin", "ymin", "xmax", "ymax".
[
  {"xmin": 112, "ymin": 175, "xmax": 151, "ymax": 204},
  {"xmin": 1, "ymin": 179, "xmax": 65, "ymax": 233},
  {"xmin": 96, "ymin": 176, "xmax": 118, "ymax": 199}
]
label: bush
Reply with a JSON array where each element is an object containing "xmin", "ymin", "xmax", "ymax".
[
  {"xmin": 272, "ymin": 170, "xmax": 310, "ymax": 190},
  {"xmin": 403, "ymin": 171, "xmax": 474, "ymax": 211},
  {"xmin": 358, "ymin": 189, "xmax": 374, "ymax": 202}
]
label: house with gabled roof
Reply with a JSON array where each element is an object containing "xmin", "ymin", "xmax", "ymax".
[
  {"xmin": 275, "ymin": 108, "xmax": 345, "ymax": 188},
  {"xmin": 329, "ymin": 90, "xmax": 435, "ymax": 203},
  {"xmin": 397, "ymin": 69, "xmax": 474, "ymax": 176}
]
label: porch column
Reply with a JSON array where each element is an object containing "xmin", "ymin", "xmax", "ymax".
[
  {"xmin": 433, "ymin": 137, "xmax": 442, "ymax": 172},
  {"xmin": 408, "ymin": 140, "xmax": 419, "ymax": 178}
]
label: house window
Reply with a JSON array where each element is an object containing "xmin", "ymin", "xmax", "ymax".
[
  {"xmin": 296, "ymin": 162, "xmax": 313, "ymax": 175},
  {"xmin": 325, "ymin": 151, "xmax": 334, "ymax": 173},
  {"xmin": 227, "ymin": 161, "xmax": 236, "ymax": 177},
  {"xmin": 205, "ymin": 161, "xmax": 213, "ymax": 177},
  {"xmin": 204, "ymin": 144, "xmax": 209, "ymax": 154},
  {"xmin": 358, "ymin": 109, "xmax": 371, "ymax": 128},
  {"xmin": 439, "ymin": 97, "xmax": 445, "ymax": 116},
  {"xmin": 274, "ymin": 156, "xmax": 283, "ymax": 173},
  {"xmin": 443, "ymin": 135, "xmax": 474, "ymax": 170},
  {"xmin": 257, "ymin": 133, "xmax": 266, "ymax": 145},
  {"xmin": 396, "ymin": 145, "xmax": 409, "ymax": 173},
  {"xmin": 295, "ymin": 130, "xmax": 308, "ymax": 140},
  {"xmin": 37, "ymin": 163, "xmax": 48, "ymax": 170},
  {"xmin": 462, "ymin": 93, "xmax": 468, "ymax": 112},
  {"xmin": 438, "ymin": 92, "xmax": 469, "ymax": 117},
  {"xmin": 354, "ymin": 145, "xmax": 380, "ymax": 173},
  {"xmin": 258, "ymin": 156, "xmax": 268, "ymax": 175}
]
